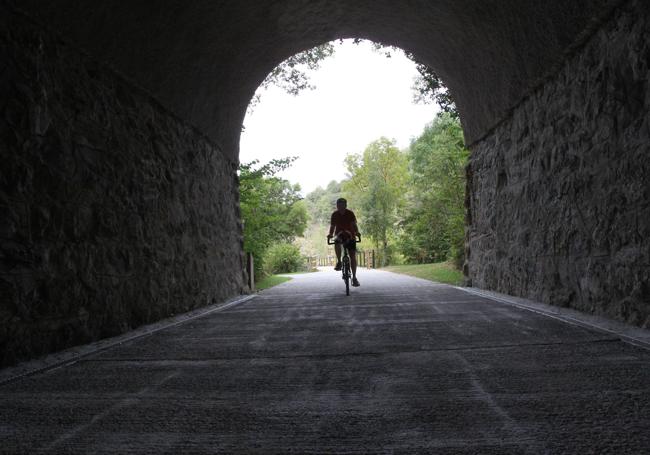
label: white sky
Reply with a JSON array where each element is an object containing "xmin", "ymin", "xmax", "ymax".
[{"xmin": 239, "ymin": 40, "xmax": 438, "ymax": 195}]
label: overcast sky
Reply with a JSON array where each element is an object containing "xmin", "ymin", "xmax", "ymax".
[{"xmin": 239, "ymin": 40, "xmax": 438, "ymax": 196}]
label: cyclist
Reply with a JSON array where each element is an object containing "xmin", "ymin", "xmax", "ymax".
[{"xmin": 326, "ymin": 198, "xmax": 360, "ymax": 287}]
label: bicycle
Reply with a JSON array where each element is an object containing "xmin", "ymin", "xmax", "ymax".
[{"xmin": 327, "ymin": 233, "xmax": 361, "ymax": 295}]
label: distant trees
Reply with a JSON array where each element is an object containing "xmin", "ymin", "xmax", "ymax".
[
  {"xmin": 302, "ymin": 115, "xmax": 468, "ymax": 268},
  {"xmin": 304, "ymin": 180, "xmax": 343, "ymax": 225},
  {"xmin": 241, "ymin": 116, "xmax": 468, "ymax": 272},
  {"xmin": 399, "ymin": 113, "xmax": 468, "ymax": 266},
  {"xmin": 238, "ymin": 158, "xmax": 307, "ymax": 278},
  {"xmin": 245, "ymin": 41, "xmax": 467, "ymax": 270},
  {"xmin": 296, "ymin": 180, "xmax": 343, "ymax": 259},
  {"xmin": 343, "ymin": 138, "xmax": 408, "ymax": 266}
]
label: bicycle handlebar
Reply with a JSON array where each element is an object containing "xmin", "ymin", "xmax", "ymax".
[{"xmin": 327, "ymin": 233, "xmax": 361, "ymax": 245}]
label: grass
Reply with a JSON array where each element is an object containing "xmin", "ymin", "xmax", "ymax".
[
  {"xmin": 255, "ymin": 275, "xmax": 292, "ymax": 291},
  {"xmin": 382, "ymin": 261, "xmax": 464, "ymax": 285},
  {"xmin": 276, "ymin": 270, "xmax": 317, "ymax": 276}
]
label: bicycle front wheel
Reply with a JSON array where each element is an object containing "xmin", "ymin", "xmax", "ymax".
[
  {"xmin": 341, "ymin": 255, "xmax": 350, "ymax": 296},
  {"xmin": 342, "ymin": 255, "xmax": 351, "ymax": 295}
]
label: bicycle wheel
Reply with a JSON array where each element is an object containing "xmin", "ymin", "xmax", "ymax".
[{"xmin": 342, "ymin": 256, "xmax": 350, "ymax": 295}]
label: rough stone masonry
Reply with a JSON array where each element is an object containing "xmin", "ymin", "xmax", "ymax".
[
  {"xmin": 0, "ymin": 9, "xmax": 245, "ymax": 366},
  {"xmin": 466, "ymin": 0, "xmax": 650, "ymax": 328}
]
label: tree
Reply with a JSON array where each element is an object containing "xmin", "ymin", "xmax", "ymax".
[
  {"xmin": 304, "ymin": 180, "xmax": 343, "ymax": 225},
  {"xmin": 299, "ymin": 180, "xmax": 346, "ymax": 259},
  {"xmin": 408, "ymin": 58, "xmax": 457, "ymax": 118},
  {"xmin": 343, "ymin": 138, "xmax": 408, "ymax": 266},
  {"xmin": 399, "ymin": 114, "xmax": 468, "ymax": 265},
  {"xmin": 265, "ymin": 243, "xmax": 304, "ymax": 274},
  {"xmin": 248, "ymin": 43, "xmax": 335, "ymax": 112},
  {"xmin": 239, "ymin": 158, "xmax": 307, "ymax": 279}
]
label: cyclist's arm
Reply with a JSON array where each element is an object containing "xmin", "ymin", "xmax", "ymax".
[
  {"xmin": 327, "ymin": 213, "xmax": 335, "ymax": 238},
  {"xmin": 327, "ymin": 224, "xmax": 335, "ymax": 238},
  {"xmin": 351, "ymin": 215, "xmax": 360, "ymax": 236}
]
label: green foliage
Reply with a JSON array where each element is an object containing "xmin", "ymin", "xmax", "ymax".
[
  {"xmin": 249, "ymin": 43, "xmax": 335, "ymax": 111},
  {"xmin": 239, "ymin": 158, "xmax": 307, "ymax": 279},
  {"xmin": 265, "ymin": 243, "xmax": 304, "ymax": 274},
  {"xmin": 263, "ymin": 44, "xmax": 336, "ymax": 95},
  {"xmin": 301, "ymin": 117, "xmax": 467, "ymax": 271},
  {"xmin": 408, "ymin": 59, "xmax": 457, "ymax": 118},
  {"xmin": 255, "ymin": 275, "xmax": 292, "ymax": 291},
  {"xmin": 304, "ymin": 180, "xmax": 343, "ymax": 225},
  {"xmin": 343, "ymin": 137, "xmax": 408, "ymax": 266},
  {"xmin": 296, "ymin": 215, "xmax": 332, "ymax": 258},
  {"xmin": 298, "ymin": 180, "xmax": 345, "ymax": 259},
  {"xmin": 398, "ymin": 113, "xmax": 468, "ymax": 266}
]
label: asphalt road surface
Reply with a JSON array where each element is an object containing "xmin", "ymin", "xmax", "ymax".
[{"xmin": 1, "ymin": 268, "xmax": 649, "ymax": 454}]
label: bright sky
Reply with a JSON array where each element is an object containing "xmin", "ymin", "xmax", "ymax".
[{"xmin": 239, "ymin": 40, "xmax": 438, "ymax": 196}]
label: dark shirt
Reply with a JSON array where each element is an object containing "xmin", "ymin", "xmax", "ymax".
[{"xmin": 330, "ymin": 209, "xmax": 357, "ymax": 235}]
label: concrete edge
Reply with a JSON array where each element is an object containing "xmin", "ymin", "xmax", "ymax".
[
  {"xmin": 0, "ymin": 294, "xmax": 257, "ymax": 386},
  {"xmin": 455, "ymin": 286, "xmax": 650, "ymax": 350}
]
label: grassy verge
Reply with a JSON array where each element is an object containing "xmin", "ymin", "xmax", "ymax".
[
  {"xmin": 382, "ymin": 261, "xmax": 464, "ymax": 285},
  {"xmin": 276, "ymin": 270, "xmax": 317, "ymax": 275},
  {"xmin": 255, "ymin": 275, "xmax": 292, "ymax": 291}
]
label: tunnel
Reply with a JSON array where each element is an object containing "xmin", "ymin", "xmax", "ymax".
[{"xmin": 1, "ymin": 0, "xmax": 648, "ymax": 366}]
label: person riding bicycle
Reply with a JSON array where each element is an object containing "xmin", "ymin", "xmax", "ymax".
[{"xmin": 327, "ymin": 198, "xmax": 360, "ymax": 287}]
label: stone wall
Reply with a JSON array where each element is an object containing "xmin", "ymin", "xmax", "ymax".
[
  {"xmin": 0, "ymin": 8, "xmax": 246, "ymax": 366},
  {"xmin": 466, "ymin": 0, "xmax": 650, "ymax": 327}
]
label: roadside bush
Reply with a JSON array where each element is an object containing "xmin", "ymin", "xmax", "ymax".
[{"xmin": 265, "ymin": 243, "xmax": 304, "ymax": 274}]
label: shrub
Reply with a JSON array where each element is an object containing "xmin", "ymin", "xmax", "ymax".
[{"xmin": 265, "ymin": 243, "xmax": 304, "ymax": 274}]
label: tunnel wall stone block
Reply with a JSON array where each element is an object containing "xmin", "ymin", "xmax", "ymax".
[
  {"xmin": 0, "ymin": 10, "xmax": 245, "ymax": 366},
  {"xmin": 466, "ymin": 0, "xmax": 650, "ymax": 328}
]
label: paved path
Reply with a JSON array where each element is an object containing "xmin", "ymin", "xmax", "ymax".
[{"xmin": 1, "ymin": 269, "xmax": 649, "ymax": 453}]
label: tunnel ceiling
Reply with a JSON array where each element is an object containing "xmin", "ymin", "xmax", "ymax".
[{"xmin": 12, "ymin": 0, "xmax": 621, "ymax": 159}]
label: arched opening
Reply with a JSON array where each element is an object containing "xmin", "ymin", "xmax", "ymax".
[{"xmin": 237, "ymin": 39, "xmax": 466, "ymax": 283}]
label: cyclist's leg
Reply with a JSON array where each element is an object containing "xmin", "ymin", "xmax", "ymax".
[
  {"xmin": 347, "ymin": 240, "xmax": 360, "ymax": 286},
  {"xmin": 333, "ymin": 241, "xmax": 342, "ymax": 268},
  {"xmin": 350, "ymin": 249, "xmax": 357, "ymax": 277}
]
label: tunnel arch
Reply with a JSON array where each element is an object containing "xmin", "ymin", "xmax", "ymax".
[{"xmin": 11, "ymin": 0, "xmax": 622, "ymax": 161}]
